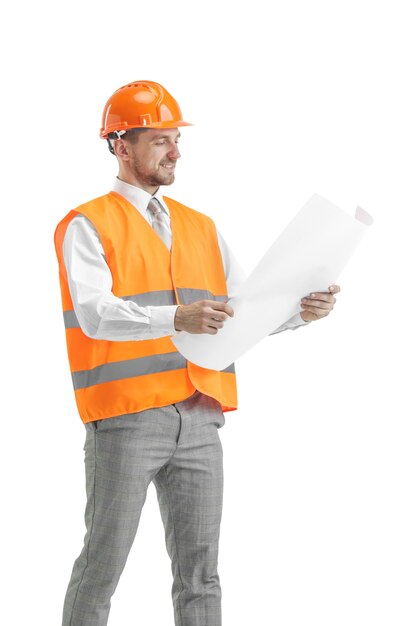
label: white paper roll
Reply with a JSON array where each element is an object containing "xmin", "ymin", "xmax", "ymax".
[{"xmin": 171, "ymin": 193, "xmax": 374, "ymax": 371}]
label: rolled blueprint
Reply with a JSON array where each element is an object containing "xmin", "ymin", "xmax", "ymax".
[{"xmin": 171, "ymin": 193, "xmax": 374, "ymax": 371}]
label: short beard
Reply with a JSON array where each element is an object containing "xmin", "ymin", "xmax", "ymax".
[{"xmin": 132, "ymin": 158, "xmax": 175, "ymax": 187}]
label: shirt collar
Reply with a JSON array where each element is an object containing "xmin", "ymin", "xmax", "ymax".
[{"xmin": 112, "ymin": 177, "xmax": 170, "ymax": 217}]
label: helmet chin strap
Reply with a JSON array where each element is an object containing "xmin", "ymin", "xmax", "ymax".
[{"xmin": 107, "ymin": 130, "xmax": 127, "ymax": 155}]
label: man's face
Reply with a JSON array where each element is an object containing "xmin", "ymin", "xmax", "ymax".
[{"xmin": 122, "ymin": 127, "xmax": 181, "ymax": 191}]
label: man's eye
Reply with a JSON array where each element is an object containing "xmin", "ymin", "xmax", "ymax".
[{"xmin": 155, "ymin": 139, "xmax": 179, "ymax": 146}]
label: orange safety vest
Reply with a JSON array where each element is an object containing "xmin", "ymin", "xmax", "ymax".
[{"xmin": 54, "ymin": 191, "xmax": 238, "ymax": 424}]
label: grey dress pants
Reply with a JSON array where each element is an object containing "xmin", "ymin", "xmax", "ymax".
[{"xmin": 62, "ymin": 390, "xmax": 226, "ymax": 626}]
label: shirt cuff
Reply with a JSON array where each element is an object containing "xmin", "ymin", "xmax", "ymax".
[
  {"xmin": 285, "ymin": 312, "xmax": 311, "ymax": 327},
  {"xmin": 268, "ymin": 311, "xmax": 311, "ymax": 336},
  {"xmin": 149, "ymin": 305, "xmax": 181, "ymax": 337}
]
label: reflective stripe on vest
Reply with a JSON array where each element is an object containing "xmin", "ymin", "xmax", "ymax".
[
  {"xmin": 54, "ymin": 192, "xmax": 238, "ymax": 423},
  {"xmin": 72, "ymin": 353, "xmax": 235, "ymax": 390},
  {"xmin": 63, "ymin": 288, "xmax": 228, "ymax": 329}
]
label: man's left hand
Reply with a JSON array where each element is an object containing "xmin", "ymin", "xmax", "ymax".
[{"xmin": 300, "ymin": 284, "xmax": 341, "ymax": 322}]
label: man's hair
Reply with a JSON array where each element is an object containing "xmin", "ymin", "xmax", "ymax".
[{"xmin": 107, "ymin": 128, "xmax": 149, "ymax": 155}]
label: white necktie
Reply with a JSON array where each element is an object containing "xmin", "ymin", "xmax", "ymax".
[{"xmin": 147, "ymin": 197, "xmax": 172, "ymax": 251}]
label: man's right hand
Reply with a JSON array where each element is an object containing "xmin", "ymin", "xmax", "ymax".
[{"xmin": 174, "ymin": 300, "xmax": 234, "ymax": 334}]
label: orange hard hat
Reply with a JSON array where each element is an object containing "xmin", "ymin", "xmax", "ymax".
[{"xmin": 100, "ymin": 80, "xmax": 192, "ymax": 138}]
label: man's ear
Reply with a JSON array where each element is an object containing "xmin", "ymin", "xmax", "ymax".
[{"xmin": 114, "ymin": 139, "xmax": 130, "ymax": 160}]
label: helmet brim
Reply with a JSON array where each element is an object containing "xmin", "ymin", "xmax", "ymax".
[{"xmin": 100, "ymin": 120, "xmax": 193, "ymax": 139}]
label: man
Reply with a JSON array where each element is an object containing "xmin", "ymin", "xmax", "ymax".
[{"xmin": 54, "ymin": 80, "xmax": 340, "ymax": 626}]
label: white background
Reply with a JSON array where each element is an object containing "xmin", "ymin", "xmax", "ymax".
[{"xmin": 2, "ymin": 1, "xmax": 416, "ymax": 625}]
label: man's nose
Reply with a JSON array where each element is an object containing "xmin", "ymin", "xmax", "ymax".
[{"xmin": 167, "ymin": 143, "xmax": 181, "ymax": 159}]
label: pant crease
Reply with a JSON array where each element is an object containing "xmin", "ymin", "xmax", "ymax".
[
  {"xmin": 69, "ymin": 428, "xmax": 97, "ymax": 626},
  {"xmin": 163, "ymin": 462, "xmax": 186, "ymax": 626}
]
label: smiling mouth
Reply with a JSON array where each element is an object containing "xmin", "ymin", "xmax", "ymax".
[{"xmin": 161, "ymin": 163, "xmax": 176, "ymax": 170}]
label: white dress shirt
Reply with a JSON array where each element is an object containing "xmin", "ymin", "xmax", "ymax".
[{"xmin": 62, "ymin": 178, "xmax": 309, "ymax": 341}]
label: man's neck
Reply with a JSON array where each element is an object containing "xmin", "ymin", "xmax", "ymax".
[{"xmin": 116, "ymin": 174, "xmax": 159, "ymax": 196}]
